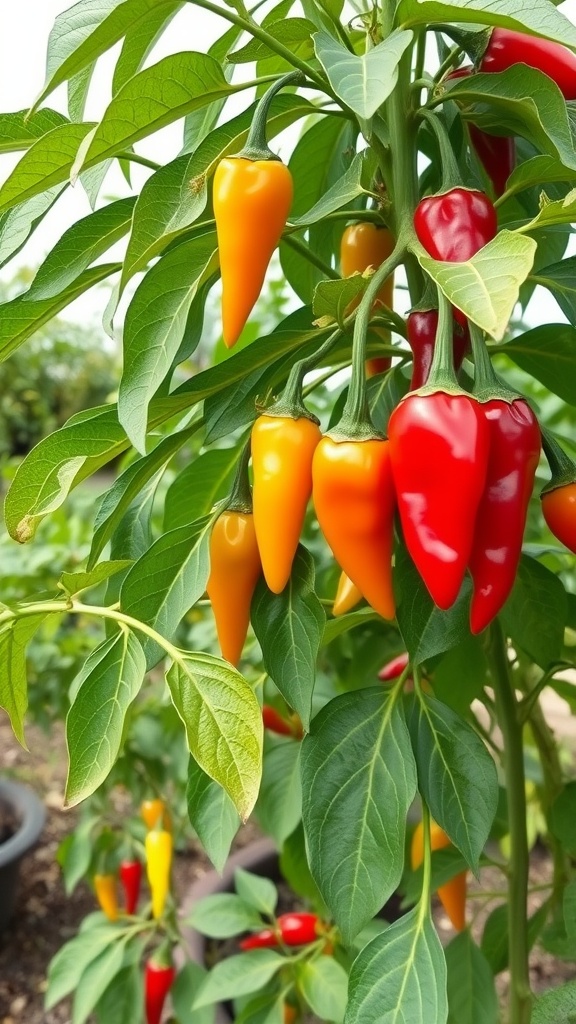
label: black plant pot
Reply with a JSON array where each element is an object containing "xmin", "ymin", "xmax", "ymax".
[{"xmin": 0, "ymin": 779, "xmax": 46, "ymax": 930}]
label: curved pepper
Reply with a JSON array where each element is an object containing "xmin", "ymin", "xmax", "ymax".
[
  {"xmin": 407, "ymin": 309, "xmax": 468, "ymax": 390},
  {"xmin": 145, "ymin": 946, "xmax": 176, "ymax": 1024},
  {"xmin": 479, "ymin": 27, "xmax": 576, "ymax": 100},
  {"xmin": 145, "ymin": 828, "xmax": 173, "ymax": 921},
  {"xmin": 94, "ymin": 873, "xmax": 118, "ymax": 921},
  {"xmin": 414, "ymin": 187, "xmax": 497, "ymax": 262},
  {"xmin": 340, "ymin": 222, "xmax": 395, "ymax": 378},
  {"xmin": 469, "ymin": 399, "xmax": 541, "ymax": 634},
  {"xmin": 207, "ymin": 510, "xmax": 261, "ymax": 665},
  {"xmin": 388, "ymin": 392, "xmax": 490, "ymax": 609},
  {"xmin": 312, "ymin": 436, "xmax": 396, "ymax": 620},
  {"xmin": 332, "ymin": 571, "xmax": 363, "ymax": 616},
  {"xmin": 411, "ymin": 820, "xmax": 467, "ymax": 931},
  {"xmin": 251, "ymin": 414, "xmax": 321, "ymax": 593},
  {"xmin": 240, "ymin": 912, "xmax": 321, "ymax": 950},
  {"xmin": 120, "ymin": 859, "xmax": 142, "ymax": 916}
]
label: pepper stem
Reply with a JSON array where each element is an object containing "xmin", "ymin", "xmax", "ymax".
[
  {"xmin": 541, "ymin": 427, "xmax": 576, "ymax": 493},
  {"xmin": 226, "ymin": 440, "xmax": 253, "ymax": 514},
  {"xmin": 265, "ymin": 328, "xmax": 343, "ymax": 423},
  {"xmin": 150, "ymin": 937, "xmax": 174, "ymax": 969},
  {"xmin": 423, "ymin": 288, "xmax": 458, "ymax": 389},
  {"xmin": 419, "ymin": 109, "xmax": 461, "ymax": 192},
  {"xmin": 234, "ymin": 70, "xmax": 306, "ymax": 162}
]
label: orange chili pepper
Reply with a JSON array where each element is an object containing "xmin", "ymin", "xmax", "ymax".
[
  {"xmin": 332, "ymin": 571, "xmax": 363, "ymax": 616},
  {"xmin": 94, "ymin": 873, "xmax": 118, "ymax": 921},
  {"xmin": 340, "ymin": 222, "xmax": 395, "ymax": 378},
  {"xmin": 411, "ymin": 819, "xmax": 467, "ymax": 931}
]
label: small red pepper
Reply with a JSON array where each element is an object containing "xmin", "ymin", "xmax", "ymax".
[
  {"xmin": 378, "ymin": 652, "xmax": 410, "ymax": 681},
  {"xmin": 407, "ymin": 308, "xmax": 468, "ymax": 390},
  {"xmin": 240, "ymin": 912, "xmax": 321, "ymax": 951},
  {"xmin": 540, "ymin": 429, "xmax": 576, "ymax": 554},
  {"xmin": 479, "ymin": 27, "xmax": 576, "ymax": 101},
  {"xmin": 239, "ymin": 928, "xmax": 278, "ymax": 951},
  {"xmin": 262, "ymin": 704, "xmax": 303, "ymax": 739},
  {"xmin": 145, "ymin": 943, "xmax": 176, "ymax": 1024},
  {"xmin": 414, "ymin": 187, "xmax": 497, "ymax": 262},
  {"xmin": 119, "ymin": 859, "xmax": 142, "ymax": 916}
]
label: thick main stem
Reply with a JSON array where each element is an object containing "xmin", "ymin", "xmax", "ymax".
[{"xmin": 487, "ymin": 622, "xmax": 532, "ymax": 1024}]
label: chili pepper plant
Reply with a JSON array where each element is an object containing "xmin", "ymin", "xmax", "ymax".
[{"xmin": 2, "ymin": 0, "xmax": 576, "ymax": 1022}]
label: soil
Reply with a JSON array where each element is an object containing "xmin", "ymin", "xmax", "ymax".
[{"xmin": 1, "ymin": 708, "xmax": 576, "ymax": 1024}]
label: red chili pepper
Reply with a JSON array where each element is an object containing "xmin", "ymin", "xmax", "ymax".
[
  {"xmin": 119, "ymin": 859, "xmax": 142, "ymax": 916},
  {"xmin": 468, "ymin": 399, "xmax": 541, "ymax": 634},
  {"xmin": 366, "ymin": 354, "xmax": 392, "ymax": 378},
  {"xmin": 240, "ymin": 912, "xmax": 321, "ymax": 951},
  {"xmin": 414, "ymin": 188, "xmax": 497, "ymax": 262},
  {"xmin": 239, "ymin": 928, "xmax": 278, "ymax": 950},
  {"xmin": 378, "ymin": 652, "xmax": 409, "ymax": 681},
  {"xmin": 445, "ymin": 66, "xmax": 515, "ymax": 197},
  {"xmin": 479, "ymin": 27, "xmax": 576, "ymax": 100},
  {"xmin": 145, "ymin": 945, "xmax": 176, "ymax": 1024},
  {"xmin": 262, "ymin": 704, "xmax": 303, "ymax": 739},
  {"xmin": 389, "ymin": 392, "xmax": 490, "ymax": 609},
  {"xmin": 407, "ymin": 308, "xmax": 468, "ymax": 390}
]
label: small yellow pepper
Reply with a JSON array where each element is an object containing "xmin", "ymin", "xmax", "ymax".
[
  {"xmin": 94, "ymin": 873, "xmax": 118, "ymax": 921},
  {"xmin": 145, "ymin": 829, "xmax": 173, "ymax": 921}
]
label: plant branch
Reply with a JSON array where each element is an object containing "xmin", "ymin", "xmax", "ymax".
[
  {"xmin": 282, "ymin": 234, "xmax": 339, "ymax": 279},
  {"xmin": 117, "ymin": 151, "xmax": 161, "ymax": 171}
]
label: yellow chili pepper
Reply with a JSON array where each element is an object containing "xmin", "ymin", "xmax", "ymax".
[
  {"xmin": 332, "ymin": 571, "xmax": 363, "ymax": 616},
  {"xmin": 146, "ymin": 829, "xmax": 173, "ymax": 921},
  {"xmin": 94, "ymin": 873, "xmax": 118, "ymax": 921}
]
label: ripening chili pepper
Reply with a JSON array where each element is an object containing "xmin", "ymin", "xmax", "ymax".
[
  {"xmin": 145, "ymin": 942, "xmax": 176, "ymax": 1024},
  {"xmin": 411, "ymin": 820, "xmax": 467, "ymax": 931},
  {"xmin": 213, "ymin": 71, "xmax": 301, "ymax": 347},
  {"xmin": 120, "ymin": 859, "xmax": 142, "ymax": 916},
  {"xmin": 313, "ymin": 436, "xmax": 396, "ymax": 620},
  {"xmin": 540, "ymin": 429, "xmax": 576, "ymax": 553},
  {"xmin": 240, "ymin": 912, "xmax": 322, "ymax": 951},
  {"xmin": 332, "ymin": 571, "xmax": 363, "ymax": 616},
  {"xmin": 407, "ymin": 308, "xmax": 468, "ymax": 390},
  {"xmin": 284, "ymin": 1002, "xmax": 298, "ymax": 1024},
  {"xmin": 262, "ymin": 704, "xmax": 302, "ymax": 739},
  {"xmin": 366, "ymin": 354, "xmax": 392, "ymax": 377},
  {"xmin": 145, "ymin": 827, "xmax": 173, "ymax": 920},
  {"xmin": 414, "ymin": 187, "xmax": 497, "ymax": 262},
  {"xmin": 207, "ymin": 445, "xmax": 261, "ymax": 665},
  {"xmin": 445, "ymin": 67, "xmax": 515, "ymax": 197},
  {"xmin": 239, "ymin": 928, "xmax": 277, "ymax": 950},
  {"xmin": 94, "ymin": 873, "xmax": 118, "ymax": 921},
  {"xmin": 340, "ymin": 222, "xmax": 395, "ymax": 380},
  {"xmin": 251, "ymin": 413, "xmax": 321, "ymax": 594},
  {"xmin": 479, "ymin": 27, "xmax": 576, "ymax": 100},
  {"xmin": 378, "ymin": 652, "xmax": 410, "ymax": 681},
  {"xmin": 141, "ymin": 799, "xmax": 169, "ymax": 832}
]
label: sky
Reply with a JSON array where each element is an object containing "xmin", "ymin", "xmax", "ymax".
[{"xmin": 0, "ymin": 1, "xmax": 574, "ymax": 331}]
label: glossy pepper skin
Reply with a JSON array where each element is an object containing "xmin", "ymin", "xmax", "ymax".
[
  {"xmin": 378, "ymin": 652, "xmax": 410, "ymax": 681},
  {"xmin": 480, "ymin": 28, "xmax": 576, "ymax": 100},
  {"xmin": 388, "ymin": 393, "xmax": 490, "ymax": 609},
  {"xmin": 312, "ymin": 437, "xmax": 396, "ymax": 620},
  {"xmin": 407, "ymin": 309, "xmax": 468, "ymax": 390},
  {"xmin": 542, "ymin": 484, "xmax": 576, "ymax": 553},
  {"xmin": 469, "ymin": 399, "xmax": 541, "ymax": 634},
  {"xmin": 340, "ymin": 223, "xmax": 395, "ymax": 379},
  {"xmin": 240, "ymin": 912, "xmax": 321, "ymax": 950},
  {"xmin": 252, "ymin": 415, "xmax": 321, "ymax": 593},
  {"xmin": 207, "ymin": 510, "xmax": 261, "ymax": 665},
  {"xmin": 332, "ymin": 571, "xmax": 363, "ymax": 616},
  {"xmin": 94, "ymin": 873, "xmax": 118, "ymax": 921},
  {"xmin": 145, "ymin": 829, "xmax": 173, "ymax": 920},
  {"xmin": 414, "ymin": 188, "xmax": 497, "ymax": 262},
  {"xmin": 411, "ymin": 821, "xmax": 466, "ymax": 931},
  {"xmin": 214, "ymin": 157, "xmax": 293, "ymax": 348},
  {"xmin": 141, "ymin": 799, "xmax": 169, "ymax": 832},
  {"xmin": 119, "ymin": 859, "xmax": 142, "ymax": 916},
  {"xmin": 145, "ymin": 959, "xmax": 176, "ymax": 1024}
]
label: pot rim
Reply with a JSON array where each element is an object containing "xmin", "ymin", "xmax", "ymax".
[{"xmin": 0, "ymin": 780, "xmax": 46, "ymax": 867}]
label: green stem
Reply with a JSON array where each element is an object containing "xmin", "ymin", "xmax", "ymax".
[
  {"xmin": 418, "ymin": 108, "xmax": 460, "ymax": 190},
  {"xmin": 117, "ymin": 151, "xmax": 161, "ymax": 171},
  {"xmin": 541, "ymin": 427, "xmax": 576, "ymax": 492},
  {"xmin": 267, "ymin": 328, "xmax": 343, "ymax": 420},
  {"xmin": 424, "ymin": 287, "xmax": 459, "ymax": 389},
  {"xmin": 486, "ymin": 621, "xmax": 532, "ymax": 1024},
  {"xmin": 226, "ymin": 438, "xmax": 253, "ymax": 513},
  {"xmin": 434, "ymin": 45, "xmax": 465, "ymax": 83},
  {"xmin": 237, "ymin": 70, "xmax": 305, "ymax": 161},
  {"xmin": 282, "ymin": 234, "xmax": 339, "ymax": 280}
]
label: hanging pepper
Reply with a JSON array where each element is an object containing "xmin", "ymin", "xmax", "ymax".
[
  {"xmin": 389, "ymin": 294, "xmax": 490, "ymax": 609},
  {"xmin": 120, "ymin": 859, "xmax": 142, "ymax": 916},
  {"xmin": 478, "ymin": 28, "xmax": 576, "ymax": 100},
  {"xmin": 240, "ymin": 912, "xmax": 322, "ymax": 950},
  {"xmin": 332, "ymin": 571, "xmax": 363, "ymax": 616},
  {"xmin": 540, "ymin": 430, "xmax": 576, "ymax": 554},
  {"xmin": 411, "ymin": 820, "xmax": 467, "ymax": 931},
  {"xmin": 414, "ymin": 187, "xmax": 497, "ymax": 262},
  {"xmin": 262, "ymin": 704, "xmax": 303, "ymax": 739},
  {"xmin": 94, "ymin": 873, "xmax": 118, "ymax": 921},
  {"xmin": 207, "ymin": 445, "xmax": 261, "ymax": 665},
  {"xmin": 145, "ymin": 826, "xmax": 173, "ymax": 920},
  {"xmin": 340, "ymin": 221, "xmax": 395, "ymax": 379},
  {"xmin": 145, "ymin": 941, "xmax": 176, "ymax": 1024},
  {"xmin": 445, "ymin": 66, "xmax": 515, "ymax": 197},
  {"xmin": 213, "ymin": 71, "xmax": 302, "ymax": 347},
  {"xmin": 407, "ymin": 306, "xmax": 468, "ymax": 390},
  {"xmin": 141, "ymin": 799, "xmax": 169, "ymax": 832},
  {"xmin": 378, "ymin": 652, "xmax": 410, "ymax": 681}
]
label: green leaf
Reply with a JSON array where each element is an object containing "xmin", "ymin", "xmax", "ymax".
[
  {"xmin": 291, "ymin": 149, "xmax": 373, "ymax": 227},
  {"xmin": 500, "ymin": 554, "xmax": 567, "ymax": 668},
  {"xmin": 186, "ymin": 894, "xmax": 263, "ymax": 938},
  {"xmin": 164, "ymin": 447, "xmax": 239, "ymax": 531},
  {"xmin": 65, "ymin": 630, "xmax": 146, "ymax": 805},
  {"xmin": 0, "ymin": 263, "xmax": 119, "ymax": 364},
  {"xmin": 26, "ymin": 197, "xmax": 135, "ymax": 301},
  {"xmin": 395, "ymin": 543, "xmax": 472, "ymax": 665},
  {"xmin": 58, "ymin": 816, "xmax": 97, "ymax": 895},
  {"xmin": 397, "ymin": 0, "xmax": 576, "ymax": 48},
  {"xmin": 112, "ymin": 2, "xmax": 182, "ymax": 94},
  {"xmin": 531, "ymin": 258, "xmax": 576, "ymax": 325},
  {"xmin": 46, "ymin": 923, "xmax": 122, "ymax": 1010},
  {"xmin": 301, "ymin": 689, "xmax": 417, "ymax": 942},
  {"xmin": 0, "ymin": 109, "xmax": 68, "ymax": 153},
  {"xmin": 297, "ymin": 956, "xmax": 348, "ymax": 1022},
  {"xmin": 119, "ymin": 235, "xmax": 218, "ymax": 452},
  {"xmin": 256, "ymin": 741, "xmax": 302, "ymax": 847},
  {"xmin": 446, "ymin": 931, "xmax": 498, "ymax": 1024},
  {"xmin": 0, "ymin": 122, "xmax": 95, "ymax": 215},
  {"xmin": 0, "ymin": 186, "xmax": 65, "ymax": 270},
  {"xmin": 234, "ymin": 867, "xmax": 278, "ymax": 917},
  {"xmin": 313, "ymin": 274, "xmax": 369, "ymax": 323},
  {"xmin": 72, "ymin": 937, "xmax": 127, "ymax": 1024},
  {"xmin": 406, "ymin": 695, "xmax": 498, "ymax": 873},
  {"xmin": 522, "ymin": 189, "xmax": 576, "ymax": 232},
  {"xmin": 506, "ymin": 155, "xmax": 576, "ymax": 199},
  {"xmin": 187, "ymin": 757, "xmax": 240, "ymax": 873},
  {"xmin": 167, "ymin": 653, "xmax": 262, "ymax": 820},
  {"xmin": 431, "ymin": 635, "xmax": 488, "ymax": 717},
  {"xmin": 251, "ymin": 547, "xmax": 325, "ymax": 731},
  {"xmin": 532, "ymin": 982, "xmax": 576, "ymax": 1024},
  {"xmin": 280, "ymin": 823, "xmax": 325, "ymax": 909},
  {"xmin": 344, "ymin": 907, "xmax": 448, "ymax": 1024},
  {"xmin": 94, "ymin": 962, "xmax": 143, "ymax": 1024},
  {"xmin": 417, "ymin": 230, "xmax": 537, "ymax": 341},
  {"xmin": 502, "ymin": 324, "xmax": 576, "ymax": 406},
  {"xmin": 193, "ymin": 951, "xmax": 285, "ymax": 1009},
  {"xmin": 0, "ymin": 616, "xmax": 46, "ymax": 747},
  {"xmin": 550, "ymin": 782, "xmax": 576, "ymax": 856},
  {"xmin": 481, "ymin": 903, "xmax": 547, "ymax": 975},
  {"xmin": 68, "ymin": 63, "xmax": 95, "ymax": 123},
  {"xmin": 322, "ymin": 607, "xmax": 378, "ymax": 645},
  {"xmin": 402, "ymin": 847, "xmax": 469, "ymax": 908},
  {"xmin": 75, "ymin": 52, "xmax": 243, "ymax": 173},
  {"xmin": 59, "ymin": 561, "xmax": 133, "ymax": 598},
  {"xmin": 171, "ymin": 962, "xmax": 215, "ymax": 1024},
  {"xmin": 229, "ymin": 18, "xmax": 315, "ymax": 63},
  {"xmin": 314, "ymin": 29, "xmax": 413, "ymax": 119},
  {"xmin": 120, "ymin": 514, "xmax": 213, "ymax": 668}
]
